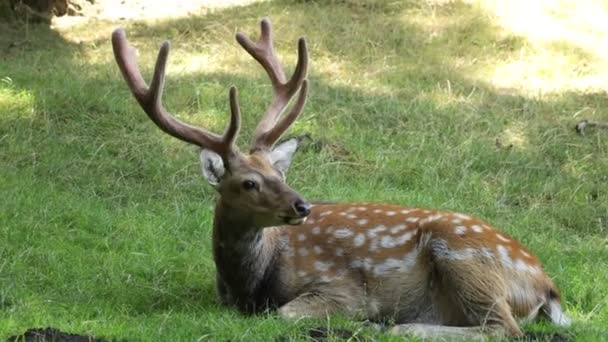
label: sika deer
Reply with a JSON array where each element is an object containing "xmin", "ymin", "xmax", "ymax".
[{"xmin": 112, "ymin": 18, "xmax": 571, "ymax": 340}]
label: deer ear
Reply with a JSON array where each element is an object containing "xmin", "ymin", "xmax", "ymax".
[
  {"xmin": 269, "ymin": 138, "xmax": 299, "ymax": 174},
  {"xmin": 200, "ymin": 149, "xmax": 225, "ymax": 187}
]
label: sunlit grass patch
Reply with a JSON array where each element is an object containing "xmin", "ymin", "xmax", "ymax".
[
  {"xmin": 469, "ymin": 0, "xmax": 608, "ymax": 93},
  {"xmin": 0, "ymin": 80, "xmax": 36, "ymax": 120}
]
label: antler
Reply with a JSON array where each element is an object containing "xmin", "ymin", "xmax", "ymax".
[
  {"xmin": 236, "ymin": 18, "xmax": 309, "ymax": 151},
  {"xmin": 111, "ymin": 29, "xmax": 241, "ymax": 159}
]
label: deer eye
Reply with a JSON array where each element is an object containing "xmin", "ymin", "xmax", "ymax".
[{"xmin": 242, "ymin": 180, "xmax": 258, "ymax": 191}]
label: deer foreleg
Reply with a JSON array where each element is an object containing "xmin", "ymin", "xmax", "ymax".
[
  {"xmin": 279, "ymin": 292, "xmax": 343, "ymax": 320},
  {"xmin": 215, "ymin": 276, "xmax": 230, "ymax": 305}
]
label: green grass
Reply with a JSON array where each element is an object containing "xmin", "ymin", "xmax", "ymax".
[{"xmin": 1, "ymin": 0, "xmax": 607, "ymax": 340}]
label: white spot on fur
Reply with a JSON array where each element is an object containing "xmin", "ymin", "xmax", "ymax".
[
  {"xmin": 447, "ymin": 247, "xmax": 493, "ymax": 260},
  {"xmin": 380, "ymin": 236, "xmax": 397, "ymax": 248},
  {"xmin": 420, "ymin": 214, "xmax": 443, "ymax": 224},
  {"xmin": 280, "ymin": 235, "xmax": 295, "ymax": 257},
  {"xmin": 346, "ymin": 214, "xmax": 357, "ymax": 219},
  {"xmin": 354, "ymin": 233, "xmax": 366, "ymax": 247},
  {"xmin": 521, "ymin": 250, "xmax": 531, "ymax": 258},
  {"xmin": 471, "ymin": 225, "xmax": 483, "ymax": 233},
  {"xmin": 386, "ymin": 211, "xmax": 397, "ymax": 216},
  {"xmin": 357, "ymin": 207, "xmax": 367, "ymax": 211},
  {"xmin": 313, "ymin": 246, "xmax": 323, "ymax": 255},
  {"xmin": 379, "ymin": 231, "xmax": 414, "ymax": 248},
  {"xmin": 367, "ymin": 225, "xmax": 387, "ymax": 238},
  {"xmin": 334, "ymin": 228, "xmax": 354, "ymax": 238},
  {"xmin": 496, "ymin": 233, "xmax": 510, "ymax": 242},
  {"xmin": 398, "ymin": 231, "xmax": 415, "ymax": 245},
  {"xmin": 350, "ymin": 257, "xmax": 374, "ymax": 271},
  {"xmin": 357, "ymin": 219, "xmax": 368, "ymax": 225},
  {"xmin": 297, "ymin": 270, "xmax": 307, "ymax": 277},
  {"xmin": 514, "ymin": 259, "xmax": 527, "ymax": 272},
  {"xmin": 405, "ymin": 217, "xmax": 419, "ymax": 223},
  {"xmin": 373, "ymin": 258, "xmax": 401, "ymax": 275},
  {"xmin": 389, "ymin": 224, "xmax": 407, "ymax": 234},
  {"xmin": 373, "ymin": 209, "xmax": 382, "ymax": 213},
  {"xmin": 335, "ymin": 248, "xmax": 344, "ymax": 257},
  {"xmin": 320, "ymin": 275, "xmax": 334, "ymax": 283},
  {"xmin": 312, "ymin": 226, "xmax": 321, "ymax": 235},
  {"xmin": 514, "ymin": 259, "xmax": 540, "ymax": 274},
  {"xmin": 314, "ymin": 261, "xmax": 334, "ymax": 272},
  {"xmin": 422, "ymin": 210, "xmax": 431, "ymax": 214},
  {"xmin": 497, "ymin": 245, "xmax": 512, "ymax": 268},
  {"xmin": 298, "ymin": 234, "xmax": 307, "ymax": 241},
  {"xmin": 452, "ymin": 218, "xmax": 463, "ymax": 224},
  {"xmin": 452, "ymin": 248, "xmax": 476, "ymax": 260},
  {"xmin": 454, "ymin": 226, "xmax": 467, "ymax": 235},
  {"xmin": 433, "ymin": 240, "xmax": 494, "ymax": 261},
  {"xmin": 339, "ymin": 212, "xmax": 347, "ymax": 216},
  {"xmin": 400, "ymin": 209, "xmax": 413, "ymax": 214},
  {"xmin": 453, "ymin": 213, "xmax": 471, "ymax": 220},
  {"xmin": 372, "ymin": 249, "xmax": 418, "ymax": 276},
  {"xmin": 298, "ymin": 247, "xmax": 309, "ymax": 256},
  {"xmin": 320, "ymin": 210, "xmax": 333, "ymax": 217}
]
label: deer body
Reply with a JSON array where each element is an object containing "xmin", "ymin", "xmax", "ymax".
[
  {"xmin": 213, "ymin": 201, "xmax": 570, "ymax": 336},
  {"xmin": 112, "ymin": 19, "xmax": 571, "ymax": 339}
]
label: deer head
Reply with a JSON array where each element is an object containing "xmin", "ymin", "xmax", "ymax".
[{"xmin": 112, "ymin": 19, "xmax": 311, "ymax": 228}]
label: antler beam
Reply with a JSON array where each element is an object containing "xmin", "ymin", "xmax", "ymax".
[
  {"xmin": 236, "ymin": 18, "xmax": 309, "ymax": 151},
  {"xmin": 112, "ymin": 29, "xmax": 240, "ymax": 158}
]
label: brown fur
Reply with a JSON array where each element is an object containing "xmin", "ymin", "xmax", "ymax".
[{"xmin": 264, "ymin": 203, "xmax": 566, "ymax": 338}]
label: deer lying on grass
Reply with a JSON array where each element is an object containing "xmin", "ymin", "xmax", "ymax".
[{"xmin": 112, "ymin": 19, "xmax": 571, "ymax": 339}]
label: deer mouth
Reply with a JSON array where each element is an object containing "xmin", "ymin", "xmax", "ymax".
[{"xmin": 279, "ymin": 216, "xmax": 307, "ymax": 225}]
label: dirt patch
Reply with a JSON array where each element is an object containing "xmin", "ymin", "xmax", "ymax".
[{"xmin": 7, "ymin": 327, "xmax": 105, "ymax": 342}]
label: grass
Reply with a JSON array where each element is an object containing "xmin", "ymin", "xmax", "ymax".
[{"xmin": 1, "ymin": 0, "xmax": 607, "ymax": 340}]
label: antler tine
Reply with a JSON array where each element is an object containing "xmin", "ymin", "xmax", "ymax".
[
  {"xmin": 256, "ymin": 80, "xmax": 308, "ymax": 148},
  {"xmin": 111, "ymin": 29, "xmax": 240, "ymax": 158},
  {"xmin": 236, "ymin": 19, "xmax": 309, "ymax": 151}
]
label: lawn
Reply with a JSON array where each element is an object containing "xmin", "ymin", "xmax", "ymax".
[{"xmin": 1, "ymin": 0, "xmax": 607, "ymax": 340}]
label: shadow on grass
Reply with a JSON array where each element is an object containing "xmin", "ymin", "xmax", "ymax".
[{"xmin": 0, "ymin": 0, "xmax": 607, "ymax": 336}]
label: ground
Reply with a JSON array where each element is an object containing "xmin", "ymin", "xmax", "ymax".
[{"xmin": 0, "ymin": 0, "xmax": 607, "ymax": 340}]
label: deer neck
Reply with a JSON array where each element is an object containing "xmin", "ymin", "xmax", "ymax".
[{"xmin": 212, "ymin": 199, "xmax": 285, "ymax": 311}]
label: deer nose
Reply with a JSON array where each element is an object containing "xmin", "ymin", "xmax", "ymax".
[{"xmin": 293, "ymin": 199, "xmax": 312, "ymax": 217}]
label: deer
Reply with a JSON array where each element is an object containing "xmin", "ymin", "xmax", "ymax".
[{"xmin": 111, "ymin": 18, "xmax": 572, "ymax": 340}]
